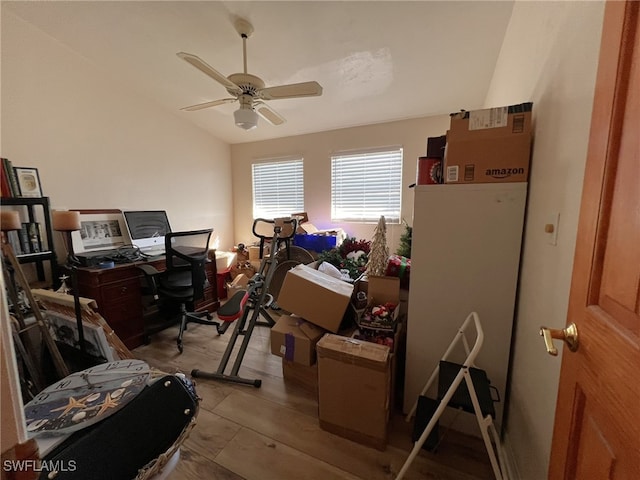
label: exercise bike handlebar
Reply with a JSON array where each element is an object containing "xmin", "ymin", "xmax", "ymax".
[{"xmin": 252, "ymin": 217, "xmax": 299, "ymax": 242}]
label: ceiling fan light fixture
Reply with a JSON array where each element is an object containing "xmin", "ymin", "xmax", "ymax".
[
  {"xmin": 234, "ymin": 107, "xmax": 258, "ymax": 130},
  {"xmin": 178, "ymin": 18, "xmax": 322, "ymax": 128}
]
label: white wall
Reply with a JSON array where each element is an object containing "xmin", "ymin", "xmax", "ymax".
[
  {"xmin": 231, "ymin": 116, "xmax": 450, "ymax": 251},
  {"xmin": 1, "ymin": 11, "xmax": 235, "ymax": 254},
  {"xmin": 484, "ymin": 2, "xmax": 605, "ymax": 478}
]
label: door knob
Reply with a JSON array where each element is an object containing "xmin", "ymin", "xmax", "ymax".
[{"xmin": 539, "ymin": 323, "xmax": 579, "ymax": 356}]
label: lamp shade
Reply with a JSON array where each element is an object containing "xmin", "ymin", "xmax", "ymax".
[
  {"xmin": 52, "ymin": 210, "xmax": 81, "ymax": 231},
  {"xmin": 1, "ymin": 210, "xmax": 21, "ymax": 231}
]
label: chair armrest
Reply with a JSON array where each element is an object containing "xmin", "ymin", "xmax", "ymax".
[
  {"xmin": 137, "ymin": 264, "xmax": 162, "ymax": 299},
  {"xmin": 138, "ymin": 264, "xmax": 161, "ymax": 277}
]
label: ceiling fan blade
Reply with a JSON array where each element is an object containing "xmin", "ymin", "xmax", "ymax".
[
  {"xmin": 180, "ymin": 98, "xmax": 237, "ymax": 112},
  {"xmin": 255, "ymin": 101, "xmax": 286, "ymax": 126},
  {"xmin": 177, "ymin": 52, "xmax": 243, "ymax": 95},
  {"xmin": 258, "ymin": 81, "xmax": 323, "ymax": 101}
]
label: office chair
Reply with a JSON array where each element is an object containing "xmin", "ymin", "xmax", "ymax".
[{"xmin": 138, "ymin": 229, "xmax": 214, "ymax": 353}]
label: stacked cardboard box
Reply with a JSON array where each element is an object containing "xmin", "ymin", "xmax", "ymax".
[
  {"xmin": 272, "ymin": 264, "xmax": 354, "ymax": 393},
  {"xmin": 226, "ymin": 273, "xmax": 249, "ymax": 298},
  {"xmin": 277, "ymin": 264, "xmax": 354, "ymax": 333},
  {"xmin": 444, "ymin": 103, "xmax": 533, "ymax": 184},
  {"xmin": 270, "ymin": 314, "xmax": 325, "ymax": 367},
  {"xmin": 317, "ymin": 334, "xmax": 391, "ymax": 450},
  {"xmin": 281, "ymin": 360, "xmax": 318, "ymax": 395},
  {"xmin": 273, "ymin": 266, "xmax": 404, "ymax": 448},
  {"xmin": 271, "ymin": 314, "xmax": 326, "ymax": 394}
]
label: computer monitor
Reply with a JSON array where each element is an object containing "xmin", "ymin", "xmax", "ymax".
[{"xmin": 123, "ymin": 210, "xmax": 171, "ymax": 253}]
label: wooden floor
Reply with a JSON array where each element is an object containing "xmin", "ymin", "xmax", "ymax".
[{"xmin": 133, "ymin": 311, "xmax": 494, "ymax": 480}]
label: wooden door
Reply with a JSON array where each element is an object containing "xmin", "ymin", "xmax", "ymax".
[{"xmin": 548, "ymin": 1, "xmax": 639, "ymax": 478}]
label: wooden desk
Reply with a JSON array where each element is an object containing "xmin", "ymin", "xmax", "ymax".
[{"xmin": 70, "ymin": 258, "xmax": 219, "ymax": 350}]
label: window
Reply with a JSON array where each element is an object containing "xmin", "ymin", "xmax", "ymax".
[
  {"xmin": 252, "ymin": 158, "xmax": 304, "ymax": 218},
  {"xmin": 331, "ymin": 147, "xmax": 403, "ymax": 223}
]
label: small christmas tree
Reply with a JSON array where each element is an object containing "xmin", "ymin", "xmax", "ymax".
[
  {"xmin": 396, "ymin": 219, "xmax": 412, "ymax": 258},
  {"xmin": 366, "ymin": 216, "xmax": 389, "ymax": 276}
]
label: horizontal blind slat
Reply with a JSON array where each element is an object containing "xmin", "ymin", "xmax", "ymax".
[
  {"xmin": 331, "ymin": 148, "xmax": 402, "ymax": 223},
  {"xmin": 253, "ymin": 158, "xmax": 304, "ymax": 218}
]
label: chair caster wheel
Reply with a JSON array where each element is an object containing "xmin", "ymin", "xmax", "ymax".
[{"xmin": 177, "ymin": 343, "xmax": 184, "ymax": 354}]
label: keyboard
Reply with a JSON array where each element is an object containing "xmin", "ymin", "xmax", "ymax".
[{"xmin": 141, "ymin": 248, "xmax": 165, "ymax": 257}]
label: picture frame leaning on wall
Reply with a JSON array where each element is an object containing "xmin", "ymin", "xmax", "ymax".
[{"xmin": 14, "ymin": 167, "xmax": 43, "ymax": 197}]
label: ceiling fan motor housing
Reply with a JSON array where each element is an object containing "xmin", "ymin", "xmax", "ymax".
[{"xmin": 227, "ymin": 73, "xmax": 265, "ymax": 96}]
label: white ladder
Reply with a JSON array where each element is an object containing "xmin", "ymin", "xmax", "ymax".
[{"xmin": 396, "ymin": 312, "xmax": 508, "ymax": 480}]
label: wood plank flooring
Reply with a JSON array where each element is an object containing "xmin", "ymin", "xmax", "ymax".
[{"xmin": 133, "ymin": 312, "xmax": 494, "ymax": 480}]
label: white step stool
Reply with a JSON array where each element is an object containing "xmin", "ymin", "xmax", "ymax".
[{"xmin": 396, "ymin": 312, "xmax": 509, "ymax": 480}]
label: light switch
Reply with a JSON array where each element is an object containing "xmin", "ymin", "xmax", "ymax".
[{"xmin": 546, "ymin": 212, "xmax": 560, "ymax": 246}]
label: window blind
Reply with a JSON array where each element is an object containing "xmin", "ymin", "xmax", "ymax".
[
  {"xmin": 331, "ymin": 147, "xmax": 403, "ymax": 223},
  {"xmin": 252, "ymin": 158, "xmax": 304, "ymax": 219}
]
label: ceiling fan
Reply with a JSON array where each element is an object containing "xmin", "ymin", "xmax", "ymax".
[{"xmin": 177, "ymin": 18, "xmax": 323, "ymax": 130}]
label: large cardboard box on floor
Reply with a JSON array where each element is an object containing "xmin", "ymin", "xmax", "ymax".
[
  {"xmin": 445, "ymin": 103, "xmax": 533, "ymax": 184},
  {"xmin": 317, "ymin": 334, "xmax": 391, "ymax": 450},
  {"xmin": 270, "ymin": 314, "xmax": 326, "ymax": 366},
  {"xmin": 277, "ymin": 264, "xmax": 354, "ymax": 333},
  {"xmin": 282, "ymin": 359, "xmax": 318, "ymax": 395}
]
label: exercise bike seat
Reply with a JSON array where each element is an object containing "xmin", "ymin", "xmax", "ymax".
[{"xmin": 217, "ymin": 290, "xmax": 249, "ymax": 322}]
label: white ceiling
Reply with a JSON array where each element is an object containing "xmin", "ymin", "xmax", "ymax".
[{"xmin": 4, "ymin": 1, "xmax": 514, "ymax": 145}]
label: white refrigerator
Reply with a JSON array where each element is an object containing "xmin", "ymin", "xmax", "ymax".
[{"xmin": 404, "ymin": 182, "xmax": 527, "ymax": 434}]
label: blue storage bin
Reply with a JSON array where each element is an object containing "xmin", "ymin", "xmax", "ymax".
[{"xmin": 294, "ymin": 234, "xmax": 338, "ymax": 252}]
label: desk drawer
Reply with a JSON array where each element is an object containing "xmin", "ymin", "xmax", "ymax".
[
  {"xmin": 101, "ymin": 278, "xmax": 140, "ymax": 304},
  {"xmin": 102, "ymin": 300, "xmax": 144, "ymax": 349}
]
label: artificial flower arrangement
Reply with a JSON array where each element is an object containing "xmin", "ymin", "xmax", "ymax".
[{"xmin": 317, "ymin": 236, "xmax": 371, "ymax": 280}]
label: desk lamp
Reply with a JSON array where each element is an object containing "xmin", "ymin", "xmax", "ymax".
[
  {"xmin": 1, "ymin": 210, "xmax": 21, "ymax": 246},
  {"xmin": 52, "ymin": 210, "xmax": 88, "ymax": 355},
  {"xmin": 52, "ymin": 210, "xmax": 81, "ymax": 266},
  {"xmin": 1, "ymin": 210, "xmax": 22, "ymax": 290}
]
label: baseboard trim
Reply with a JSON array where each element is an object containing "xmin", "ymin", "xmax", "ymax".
[{"xmin": 501, "ymin": 431, "xmax": 521, "ymax": 480}]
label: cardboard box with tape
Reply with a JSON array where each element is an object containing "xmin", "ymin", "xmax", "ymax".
[
  {"xmin": 277, "ymin": 264, "xmax": 354, "ymax": 333},
  {"xmin": 445, "ymin": 102, "xmax": 533, "ymax": 184},
  {"xmin": 270, "ymin": 314, "xmax": 326, "ymax": 366},
  {"xmin": 317, "ymin": 334, "xmax": 391, "ymax": 450}
]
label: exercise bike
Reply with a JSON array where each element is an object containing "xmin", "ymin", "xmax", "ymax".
[{"xmin": 191, "ymin": 218, "xmax": 297, "ymax": 387}]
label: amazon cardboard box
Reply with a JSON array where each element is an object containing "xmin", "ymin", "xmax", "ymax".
[
  {"xmin": 270, "ymin": 314, "xmax": 326, "ymax": 366},
  {"xmin": 445, "ymin": 103, "xmax": 533, "ymax": 184},
  {"xmin": 317, "ymin": 334, "xmax": 391, "ymax": 450},
  {"xmin": 277, "ymin": 264, "xmax": 354, "ymax": 333}
]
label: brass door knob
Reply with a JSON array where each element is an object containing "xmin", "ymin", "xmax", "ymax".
[{"xmin": 539, "ymin": 323, "xmax": 579, "ymax": 356}]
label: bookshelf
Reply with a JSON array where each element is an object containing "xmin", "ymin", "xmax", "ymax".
[{"xmin": 1, "ymin": 196, "xmax": 58, "ymax": 286}]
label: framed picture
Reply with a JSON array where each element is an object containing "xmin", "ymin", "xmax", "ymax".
[
  {"xmin": 70, "ymin": 209, "xmax": 130, "ymax": 253},
  {"xmin": 14, "ymin": 167, "xmax": 43, "ymax": 197},
  {"xmin": 45, "ymin": 310, "xmax": 117, "ymax": 362}
]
